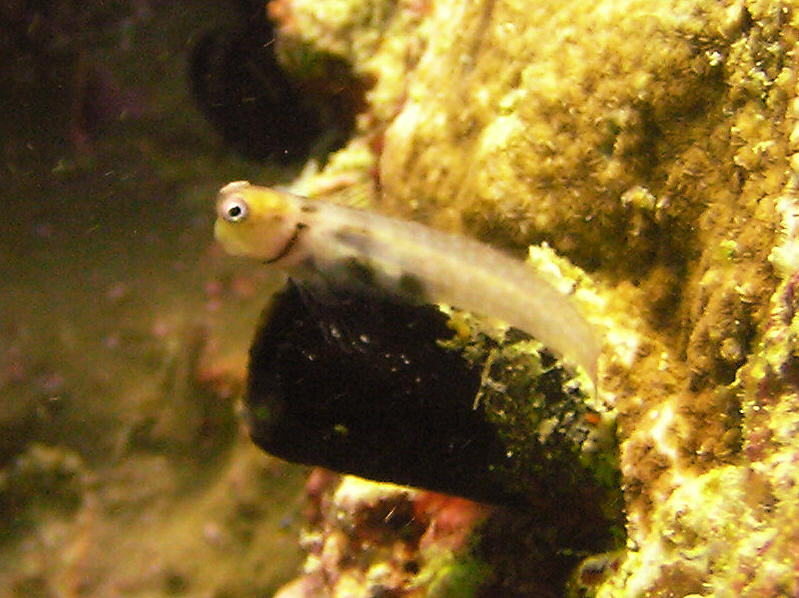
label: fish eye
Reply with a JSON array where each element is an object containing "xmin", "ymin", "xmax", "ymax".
[{"xmin": 220, "ymin": 196, "xmax": 249, "ymax": 223}]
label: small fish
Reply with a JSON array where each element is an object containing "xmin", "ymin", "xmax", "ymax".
[{"xmin": 214, "ymin": 181, "xmax": 601, "ymax": 388}]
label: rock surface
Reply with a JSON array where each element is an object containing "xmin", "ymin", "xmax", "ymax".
[{"xmin": 266, "ymin": 0, "xmax": 799, "ymax": 595}]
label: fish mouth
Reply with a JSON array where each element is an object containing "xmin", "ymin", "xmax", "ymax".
[{"xmin": 264, "ymin": 222, "xmax": 306, "ymax": 265}]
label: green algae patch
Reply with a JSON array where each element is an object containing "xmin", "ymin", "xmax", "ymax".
[{"xmin": 416, "ymin": 551, "xmax": 491, "ymax": 598}]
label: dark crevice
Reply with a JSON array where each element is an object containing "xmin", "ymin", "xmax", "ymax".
[{"xmin": 189, "ymin": 0, "xmax": 366, "ymax": 163}]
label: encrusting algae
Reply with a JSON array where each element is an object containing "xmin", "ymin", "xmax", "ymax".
[{"xmin": 212, "ymin": 0, "xmax": 799, "ymax": 596}]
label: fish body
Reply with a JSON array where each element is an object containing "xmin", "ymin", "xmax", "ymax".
[{"xmin": 214, "ymin": 181, "xmax": 601, "ymax": 387}]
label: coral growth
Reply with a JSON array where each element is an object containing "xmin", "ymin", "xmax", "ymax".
[{"xmin": 262, "ymin": 0, "xmax": 799, "ymax": 595}]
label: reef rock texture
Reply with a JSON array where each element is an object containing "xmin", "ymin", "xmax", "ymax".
[{"xmin": 267, "ymin": 0, "xmax": 799, "ymax": 596}]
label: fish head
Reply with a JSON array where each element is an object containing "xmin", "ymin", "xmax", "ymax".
[{"xmin": 214, "ymin": 181, "xmax": 301, "ymax": 262}]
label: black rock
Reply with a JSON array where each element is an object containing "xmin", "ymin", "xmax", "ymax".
[{"xmin": 243, "ymin": 280, "xmax": 526, "ymax": 505}]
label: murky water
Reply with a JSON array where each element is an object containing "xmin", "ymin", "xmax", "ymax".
[{"xmin": 0, "ymin": 3, "xmax": 306, "ymax": 596}]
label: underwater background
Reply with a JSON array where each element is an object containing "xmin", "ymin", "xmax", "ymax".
[
  {"xmin": 1, "ymin": 2, "xmax": 312, "ymax": 596},
  {"xmin": 3, "ymin": 1, "xmax": 799, "ymax": 597}
]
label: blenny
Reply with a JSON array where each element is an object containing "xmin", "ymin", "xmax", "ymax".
[{"xmin": 214, "ymin": 181, "xmax": 601, "ymax": 388}]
